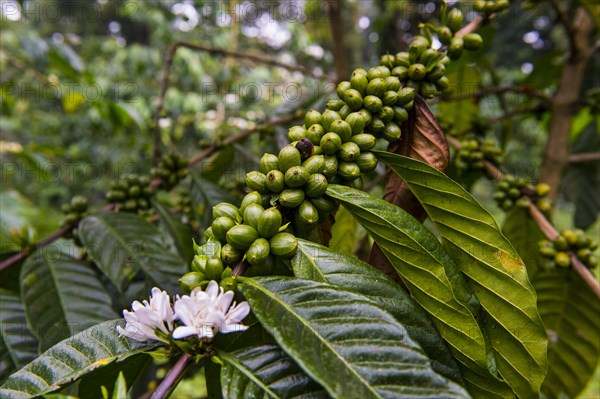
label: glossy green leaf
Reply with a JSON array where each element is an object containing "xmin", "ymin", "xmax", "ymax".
[
  {"xmin": 329, "ymin": 205, "xmax": 357, "ymax": 254},
  {"xmin": 375, "ymin": 151, "xmax": 548, "ymax": 398},
  {"xmin": 79, "ymin": 212, "xmax": 187, "ymax": 293},
  {"xmin": 0, "ymin": 320, "xmax": 157, "ymax": 399},
  {"xmin": 535, "ymin": 269, "xmax": 600, "ymax": 398},
  {"xmin": 292, "ymin": 239, "xmax": 462, "ymax": 384},
  {"xmin": 110, "ymin": 372, "xmax": 129, "ymax": 399},
  {"xmin": 501, "ymin": 208, "xmax": 545, "ymax": 276},
  {"xmin": 154, "ymin": 201, "xmax": 195, "ymax": 263},
  {"xmin": 326, "ymin": 185, "xmax": 512, "ymax": 398},
  {"xmin": 220, "ymin": 345, "xmax": 328, "ymax": 399},
  {"xmin": 0, "ymin": 289, "xmax": 38, "ymax": 383},
  {"xmin": 241, "ymin": 276, "xmax": 470, "ymax": 399},
  {"xmin": 19, "ymin": 246, "xmax": 116, "ymax": 351}
]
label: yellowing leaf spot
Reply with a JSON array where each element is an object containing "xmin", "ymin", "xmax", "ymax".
[
  {"xmin": 90, "ymin": 358, "xmax": 112, "ymax": 368},
  {"xmin": 494, "ymin": 250, "xmax": 525, "ymax": 272}
]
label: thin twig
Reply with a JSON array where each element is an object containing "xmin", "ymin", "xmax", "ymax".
[
  {"xmin": 187, "ymin": 114, "xmax": 299, "ymax": 167},
  {"xmin": 150, "ymin": 353, "xmax": 193, "ymax": 399},
  {"xmin": 454, "ymin": 14, "xmax": 487, "ymax": 37},
  {"xmin": 326, "ymin": 0, "xmax": 347, "ymax": 82},
  {"xmin": 152, "ymin": 41, "xmax": 328, "ymax": 165},
  {"xmin": 569, "ymin": 152, "xmax": 600, "ymax": 163}
]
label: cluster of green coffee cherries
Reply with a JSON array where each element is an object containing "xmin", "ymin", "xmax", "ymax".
[
  {"xmin": 106, "ymin": 174, "xmax": 155, "ymax": 214},
  {"xmin": 378, "ymin": 9, "xmax": 482, "ymax": 99},
  {"xmin": 151, "ymin": 153, "xmax": 189, "ymax": 190},
  {"xmin": 539, "ymin": 229, "xmax": 598, "ymax": 269},
  {"xmin": 60, "ymin": 195, "xmax": 89, "ymax": 227},
  {"xmin": 494, "ymin": 175, "xmax": 552, "ymax": 214},
  {"xmin": 455, "ymin": 137, "xmax": 503, "ymax": 171},
  {"xmin": 474, "ymin": 0, "xmax": 511, "ymax": 14},
  {"xmin": 179, "ymin": 200, "xmax": 300, "ymax": 292}
]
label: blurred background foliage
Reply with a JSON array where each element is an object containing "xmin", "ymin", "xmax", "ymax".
[{"xmin": 0, "ymin": 0, "xmax": 598, "ymax": 396}]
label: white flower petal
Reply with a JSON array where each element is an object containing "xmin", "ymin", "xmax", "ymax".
[
  {"xmin": 221, "ymin": 322, "xmax": 249, "ymax": 334},
  {"xmin": 172, "ymin": 326, "xmax": 199, "ymax": 339}
]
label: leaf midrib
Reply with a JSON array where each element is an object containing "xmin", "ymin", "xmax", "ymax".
[{"xmin": 221, "ymin": 351, "xmax": 280, "ymax": 399}]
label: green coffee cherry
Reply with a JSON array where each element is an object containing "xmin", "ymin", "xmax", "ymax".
[
  {"xmin": 427, "ymin": 64, "xmax": 446, "ymax": 81},
  {"xmin": 240, "ymin": 192, "xmax": 263, "ymax": 214},
  {"xmin": 380, "ymin": 54, "xmax": 395, "ymax": 69},
  {"xmin": 269, "ymin": 232, "xmax": 298, "ymax": 258},
  {"xmin": 205, "ymin": 257, "xmax": 224, "ymax": 280},
  {"xmin": 320, "ymin": 132, "xmax": 342, "ymax": 154},
  {"xmin": 266, "ymin": 170, "xmax": 285, "ymax": 193},
  {"xmin": 327, "ymin": 99, "xmax": 345, "ymax": 111},
  {"xmin": 285, "ymin": 166, "xmax": 310, "ymax": 188},
  {"xmin": 435, "ymin": 76, "xmax": 450, "ymax": 91},
  {"xmin": 350, "ymin": 70, "xmax": 368, "ymax": 95},
  {"xmin": 394, "ymin": 52, "xmax": 410, "ymax": 67},
  {"xmin": 536, "ymin": 183, "xmax": 551, "ymax": 197},
  {"xmin": 243, "ymin": 203, "xmax": 264, "ymax": 229},
  {"xmin": 369, "ymin": 117, "xmax": 385, "ymax": 134},
  {"xmin": 463, "ymin": 33, "xmax": 483, "ymax": 51},
  {"xmin": 321, "ymin": 109, "xmax": 342, "ymax": 131},
  {"xmin": 339, "ymin": 142, "xmax": 361, "ymax": 161},
  {"xmin": 358, "ymin": 109, "xmax": 372, "ymax": 126},
  {"xmin": 306, "ymin": 124, "xmax": 325, "ymax": 145},
  {"xmin": 392, "ymin": 66, "xmax": 409, "ymax": 80},
  {"xmin": 260, "ymin": 153, "xmax": 280, "ymax": 174},
  {"xmin": 336, "ymin": 81, "xmax": 352, "ymax": 99},
  {"xmin": 213, "ymin": 203, "xmax": 241, "ymax": 222},
  {"xmin": 279, "ymin": 189, "xmax": 305, "ymax": 208},
  {"xmin": 364, "ymin": 95, "xmax": 383, "ymax": 113},
  {"xmin": 295, "ymin": 200, "xmax": 319, "ymax": 231},
  {"xmin": 304, "ymin": 174, "xmax": 328, "ymax": 198},
  {"xmin": 344, "ymin": 89, "xmax": 363, "ymax": 111},
  {"xmin": 448, "ymin": 36, "xmax": 464, "ymax": 60},
  {"xmin": 351, "ymin": 134, "xmax": 376, "ymax": 150},
  {"xmin": 323, "ymin": 155, "xmax": 339, "ymax": 176},
  {"xmin": 338, "ymin": 104, "xmax": 351, "ymax": 120},
  {"xmin": 278, "ymin": 145, "xmax": 302, "ymax": 172},
  {"xmin": 346, "ymin": 112, "xmax": 366, "ymax": 135},
  {"xmin": 330, "ymin": 120, "xmax": 353, "ymax": 142},
  {"xmin": 420, "ymin": 82, "xmax": 438, "ymax": 99},
  {"xmin": 305, "ymin": 110, "xmax": 322, "ymax": 127},
  {"xmin": 246, "ymin": 171, "xmax": 268, "ymax": 193},
  {"xmin": 367, "ymin": 66, "xmax": 391, "ymax": 80},
  {"xmin": 409, "ymin": 36, "xmax": 430, "ymax": 63},
  {"xmin": 447, "ymin": 8, "xmax": 464, "ymax": 32},
  {"xmin": 384, "ymin": 76, "xmax": 401, "ymax": 92},
  {"xmin": 383, "ymin": 91, "xmax": 399, "ymax": 106},
  {"xmin": 220, "ymin": 276, "xmax": 237, "ymax": 292},
  {"xmin": 221, "ymin": 244, "xmax": 243, "ymax": 265},
  {"xmin": 338, "ymin": 162, "xmax": 361, "ymax": 180},
  {"xmin": 356, "ymin": 152, "xmax": 378, "ymax": 172},
  {"xmin": 345, "ymin": 175, "xmax": 364, "ymax": 190},
  {"xmin": 408, "ymin": 64, "xmax": 427, "ymax": 81},
  {"xmin": 383, "ymin": 122, "xmax": 402, "ymax": 141},
  {"xmin": 438, "ymin": 26, "xmax": 452, "ymax": 44},
  {"xmin": 302, "ymin": 155, "xmax": 325, "ymax": 174},
  {"xmin": 310, "ymin": 195, "xmax": 338, "ymax": 213},
  {"xmin": 393, "ymin": 107, "xmax": 409, "ymax": 123},
  {"xmin": 226, "ymin": 224, "xmax": 259, "ymax": 249},
  {"xmin": 179, "ymin": 272, "xmax": 207, "ymax": 292},
  {"xmin": 555, "ymin": 252, "xmax": 571, "ymax": 268},
  {"xmin": 258, "ymin": 207, "xmax": 282, "ymax": 238},
  {"xmin": 398, "ymin": 87, "xmax": 416, "ymax": 106},
  {"xmin": 246, "ymin": 238, "xmax": 271, "ymax": 265},
  {"xmin": 288, "ymin": 126, "xmax": 306, "ymax": 142},
  {"xmin": 378, "ymin": 106, "xmax": 394, "ymax": 123},
  {"xmin": 366, "ymin": 78, "xmax": 386, "ymax": 97},
  {"xmin": 212, "ymin": 216, "xmax": 236, "ymax": 242}
]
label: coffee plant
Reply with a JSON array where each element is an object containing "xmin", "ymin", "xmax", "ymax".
[{"xmin": 1, "ymin": 1, "xmax": 598, "ymax": 398}]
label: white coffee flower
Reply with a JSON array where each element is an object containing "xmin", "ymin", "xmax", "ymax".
[
  {"xmin": 172, "ymin": 281, "xmax": 250, "ymax": 340},
  {"xmin": 117, "ymin": 287, "xmax": 175, "ymax": 343}
]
